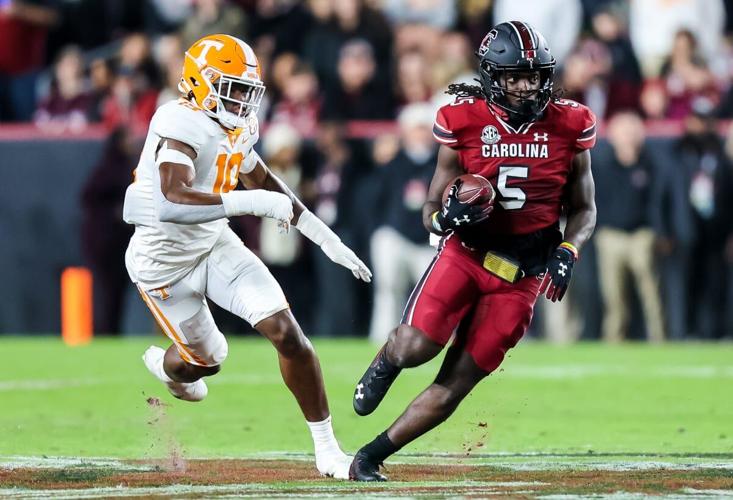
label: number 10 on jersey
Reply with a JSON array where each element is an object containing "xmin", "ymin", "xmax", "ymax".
[{"xmin": 214, "ymin": 152, "xmax": 243, "ymax": 193}]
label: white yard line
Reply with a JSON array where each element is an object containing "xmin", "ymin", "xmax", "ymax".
[
  {"xmin": 491, "ymin": 460, "xmax": 733, "ymax": 471},
  {"xmin": 326, "ymin": 364, "xmax": 733, "ymax": 380},
  {"xmin": 0, "ymin": 379, "xmax": 102, "ymax": 392},
  {"xmin": 0, "ymin": 481, "xmax": 535, "ymax": 499},
  {"xmin": 1, "ymin": 456, "xmax": 730, "ymax": 498},
  {"xmin": 0, "ymin": 484, "xmax": 730, "ymax": 499},
  {"xmin": 0, "ymin": 365, "xmax": 731, "ymax": 393},
  {"xmin": 0, "ymin": 456, "xmax": 155, "ymax": 471},
  {"xmin": 0, "ymin": 374, "xmax": 283, "ymax": 392},
  {"xmin": 2, "ymin": 454, "xmax": 732, "ymax": 472},
  {"xmin": 541, "ymin": 493, "xmax": 731, "ymax": 499},
  {"xmin": 500, "ymin": 365, "xmax": 733, "ymax": 379}
]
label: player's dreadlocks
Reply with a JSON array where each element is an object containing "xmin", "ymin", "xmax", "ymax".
[
  {"xmin": 445, "ymin": 81, "xmax": 486, "ymax": 99},
  {"xmin": 446, "ymin": 80, "xmax": 564, "ymax": 102}
]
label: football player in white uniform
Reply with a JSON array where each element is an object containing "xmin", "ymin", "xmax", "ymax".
[{"xmin": 122, "ymin": 34, "xmax": 371, "ymax": 479}]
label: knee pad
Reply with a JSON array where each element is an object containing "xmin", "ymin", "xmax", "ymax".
[{"xmin": 179, "ymin": 305, "xmax": 229, "ymax": 366}]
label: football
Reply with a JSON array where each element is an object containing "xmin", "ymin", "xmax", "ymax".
[{"xmin": 442, "ymin": 174, "xmax": 495, "ymax": 206}]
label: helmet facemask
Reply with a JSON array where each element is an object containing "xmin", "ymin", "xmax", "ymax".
[
  {"xmin": 479, "ymin": 62, "xmax": 554, "ymax": 122},
  {"xmin": 199, "ymin": 65, "xmax": 265, "ymax": 130}
]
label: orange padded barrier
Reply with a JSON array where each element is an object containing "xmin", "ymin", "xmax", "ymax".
[{"xmin": 61, "ymin": 267, "xmax": 93, "ymax": 345}]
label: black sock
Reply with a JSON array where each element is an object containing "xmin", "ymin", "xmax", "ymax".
[{"xmin": 360, "ymin": 431, "xmax": 399, "ymax": 463}]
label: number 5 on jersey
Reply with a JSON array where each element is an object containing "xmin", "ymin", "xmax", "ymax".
[
  {"xmin": 497, "ymin": 165, "xmax": 528, "ymax": 210},
  {"xmin": 214, "ymin": 152, "xmax": 243, "ymax": 193}
]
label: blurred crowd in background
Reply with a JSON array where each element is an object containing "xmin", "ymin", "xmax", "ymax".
[{"xmin": 1, "ymin": 0, "xmax": 732, "ymax": 341}]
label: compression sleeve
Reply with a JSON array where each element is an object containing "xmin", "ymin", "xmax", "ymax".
[{"xmin": 295, "ymin": 209, "xmax": 340, "ymax": 245}]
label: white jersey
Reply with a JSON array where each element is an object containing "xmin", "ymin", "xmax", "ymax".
[{"xmin": 123, "ymin": 99, "xmax": 259, "ymax": 289}]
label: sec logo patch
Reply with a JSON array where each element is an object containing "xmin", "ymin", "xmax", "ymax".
[{"xmin": 481, "ymin": 125, "xmax": 501, "ymax": 145}]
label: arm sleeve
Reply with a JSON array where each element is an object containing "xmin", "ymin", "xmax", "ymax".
[
  {"xmin": 575, "ymin": 105, "xmax": 597, "ymax": 151},
  {"xmin": 154, "ymin": 188, "xmax": 227, "ymax": 224}
]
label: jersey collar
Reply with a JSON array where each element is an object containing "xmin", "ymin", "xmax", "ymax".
[{"xmin": 487, "ymin": 102, "xmax": 537, "ymax": 135}]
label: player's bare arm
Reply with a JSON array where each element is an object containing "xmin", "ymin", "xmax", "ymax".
[
  {"xmin": 240, "ymin": 156, "xmax": 372, "ymax": 282},
  {"xmin": 539, "ymin": 149, "xmax": 596, "ymax": 302},
  {"xmin": 563, "ymin": 149, "xmax": 597, "ymax": 251},
  {"xmin": 422, "ymin": 145, "xmax": 463, "ymax": 233},
  {"xmin": 158, "ymin": 138, "xmax": 221, "ymax": 205}
]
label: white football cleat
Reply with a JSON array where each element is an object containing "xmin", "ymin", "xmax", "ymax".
[
  {"xmin": 316, "ymin": 450, "xmax": 352, "ymax": 480},
  {"xmin": 142, "ymin": 346, "xmax": 208, "ymax": 402}
]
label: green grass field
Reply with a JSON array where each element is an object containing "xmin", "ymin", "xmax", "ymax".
[{"xmin": 1, "ymin": 336, "xmax": 732, "ymax": 497}]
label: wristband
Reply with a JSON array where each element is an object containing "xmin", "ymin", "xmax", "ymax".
[
  {"xmin": 431, "ymin": 211, "xmax": 444, "ymax": 234},
  {"xmin": 559, "ymin": 241, "xmax": 579, "ymax": 260}
]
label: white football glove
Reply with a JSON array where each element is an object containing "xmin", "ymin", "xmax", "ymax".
[
  {"xmin": 296, "ymin": 210, "xmax": 372, "ymax": 282},
  {"xmin": 220, "ymin": 190, "xmax": 293, "ymax": 227},
  {"xmin": 321, "ymin": 239, "xmax": 372, "ymax": 282}
]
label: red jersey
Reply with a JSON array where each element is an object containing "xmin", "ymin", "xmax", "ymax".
[{"xmin": 433, "ymin": 97, "xmax": 596, "ymax": 236}]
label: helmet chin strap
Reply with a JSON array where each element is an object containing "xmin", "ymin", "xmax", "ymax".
[
  {"xmin": 505, "ymin": 104, "xmax": 537, "ymax": 127},
  {"xmin": 490, "ymin": 90, "xmax": 541, "ymax": 126},
  {"xmin": 215, "ymin": 93, "xmax": 251, "ymax": 130},
  {"xmin": 217, "ymin": 109, "xmax": 247, "ymax": 130},
  {"xmin": 514, "ymin": 98, "xmax": 540, "ymax": 120}
]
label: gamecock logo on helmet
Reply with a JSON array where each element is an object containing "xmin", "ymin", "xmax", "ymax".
[{"xmin": 477, "ymin": 29, "xmax": 498, "ymax": 56}]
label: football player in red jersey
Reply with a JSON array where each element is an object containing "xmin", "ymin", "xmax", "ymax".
[{"xmin": 349, "ymin": 21, "xmax": 597, "ymax": 481}]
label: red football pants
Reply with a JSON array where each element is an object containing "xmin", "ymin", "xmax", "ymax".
[{"xmin": 401, "ymin": 235, "xmax": 541, "ymax": 373}]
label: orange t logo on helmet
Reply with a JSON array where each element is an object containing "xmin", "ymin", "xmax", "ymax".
[{"xmin": 179, "ymin": 34, "xmax": 265, "ymax": 130}]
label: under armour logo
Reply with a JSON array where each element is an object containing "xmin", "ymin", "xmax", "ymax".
[
  {"xmin": 355, "ymin": 383, "xmax": 364, "ymax": 400},
  {"xmin": 534, "ymin": 132, "xmax": 549, "ymax": 142},
  {"xmin": 558, "ymin": 263, "xmax": 568, "ymax": 276},
  {"xmin": 453, "ymin": 215, "xmax": 471, "ymax": 226}
]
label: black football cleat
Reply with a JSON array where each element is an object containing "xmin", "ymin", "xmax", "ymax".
[
  {"xmin": 349, "ymin": 450, "xmax": 387, "ymax": 481},
  {"xmin": 353, "ymin": 347, "xmax": 401, "ymax": 416}
]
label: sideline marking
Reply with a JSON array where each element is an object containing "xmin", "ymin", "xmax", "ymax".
[
  {"xmin": 0, "ymin": 379, "xmax": 101, "ymax": 392},
  {"xmin": 1, "ymin": 484, "xmax": 731, "ymax": 499},
  {"xmin": 0, "ymin": 481, "xmax": 534, "ymax": 499},
  {"xmin": 1, "ymin": 364, "xmax": 731, "ymax": 392},
  {"xmin": 3, "ymin": 454, "xmax": 732, "ymax": 472}
]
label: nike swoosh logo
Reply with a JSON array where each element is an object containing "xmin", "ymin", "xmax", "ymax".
[{"xmin": 220, "ymin": 59, "xmax": 231, "ymax": 63}]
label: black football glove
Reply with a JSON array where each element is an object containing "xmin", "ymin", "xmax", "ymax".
[
  {"xmin": 539, "ymin": 246, "xmax": 576, "ymax": 302},
  {"xmin": 434, "ymin": 179, "xmax": 493, "ymax": 233}
]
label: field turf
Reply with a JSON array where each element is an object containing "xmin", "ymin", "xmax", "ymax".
[{"xmin": 0, "ymin": 336, "xmax": 731, "ymax": 497}]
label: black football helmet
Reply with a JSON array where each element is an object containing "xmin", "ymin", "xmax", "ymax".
[{"xmin": 476, "ymin": 21, "xmax": 556, "ymax": 121}]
